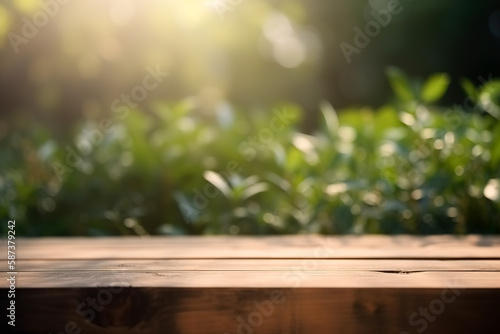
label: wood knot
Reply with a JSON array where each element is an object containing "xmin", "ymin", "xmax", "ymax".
[{"xmin": 79, "ymin": 287, "xmax": 153, "ymax": 328}]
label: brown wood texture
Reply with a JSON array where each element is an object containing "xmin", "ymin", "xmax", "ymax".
[
  {"xmin": 6, "ymin": 288, "xmax": 500, "ymax": 334},
  {"xmin": 2, "ymin": 235, "xmax": 500, "ymax": 260},
  {"xmin": 1, "ymin": 235, "xmax": 500, "ymax": 333}
]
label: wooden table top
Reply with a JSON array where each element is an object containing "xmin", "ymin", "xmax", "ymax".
[
  {"xmin": 2, "ymin": 235, "xmax": 500, "ymax": 289},
  {"xmin": 2, "ymin": 235, "xmax": 500, "ymax": 334}
]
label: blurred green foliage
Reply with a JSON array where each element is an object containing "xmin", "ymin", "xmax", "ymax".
[
  {"xmin": 1, "ymin": 69, "xmax": 499, "ymax": 236},
  {"xmin": 1, "ymin": 0, "xmax": 499, "ymax": 133}
]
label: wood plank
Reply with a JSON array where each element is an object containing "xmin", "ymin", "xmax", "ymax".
[
  {"xmin": 2, "ymin": 270, "xmax": 500, "ymax": 288},
  {"xmin": 2, "ymin": 235, "xmax": 500, "ymax": 260},
  {"xmin": 2, "ymin": 288, "xmax": 499, "ymax": 334},
  {"xmin": 1, "ymin": 236, "xmax": 499, "ymax": 333},
  {"xmin": 6, "ymin": 259, "xmax": 500, "ymax": 272}
]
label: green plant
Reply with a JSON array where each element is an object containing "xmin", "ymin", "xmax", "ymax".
[{"xmin": 1, "ymin": 69, "xmax": 499, "ymax": 236}]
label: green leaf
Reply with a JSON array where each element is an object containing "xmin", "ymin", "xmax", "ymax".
[
  {"xmin": 460, "ymin": 78, "xmax": 477, "ymax": 100},
  {"xmin": 386, "ymin": 67, "xmax": 414, "ymax": 102},
  {"xmin": 421, "ymin": 73, "xmax": 450, "ymax": 103},
  {"xmin": 374, "ymin": 106, "xmax": 400, "ymax": 137},
  {"xmin": 319, "ymin": 100, "xmax": 338, "ymax": 136},
  {"xmin": 478, "ymin": 81, "xmax": 500, "ymax": 119},
  {"xmin": 240, "ymin": 182, "xmax": 269, "ymax": 201},
  {"xmin": 203, "ymin": 170, "xmax": 232, "ymax": 198}
]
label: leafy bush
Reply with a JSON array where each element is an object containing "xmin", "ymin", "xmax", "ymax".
[{"xmin": 1, "ymin": 69, "xmax": 499, "ymax": 236}]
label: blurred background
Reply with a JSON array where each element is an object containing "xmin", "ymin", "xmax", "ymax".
[{"xmin": 0, "ymin": 0, "xmax": 499, "ymax": 236}]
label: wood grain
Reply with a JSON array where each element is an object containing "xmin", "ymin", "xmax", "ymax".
[
  {"xmin": 2, "ymin": 235, "xmax": 500, "ymax": 260},
  {"xmin": 3, "ymin": 270, "xmax": 500, "ymax": 288},
  {"xmin": 1, "ymin": 235, "xmax": 499, "ymax": 333},
  {"xmin": 10, "ymin": 259, "xmax": 500, "ymax": 272},
  {"xmin": 2, "ymin": 288, "xmax": 499, "ymax": 334}
]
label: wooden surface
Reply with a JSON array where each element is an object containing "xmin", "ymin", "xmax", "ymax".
[
  {"xmin": 3, "ymin": 235, "xmax": 500, "ymax": 259},
  {"xmin": 1, "ymin": 235, "xmax": 500, "ymax": 333}
]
